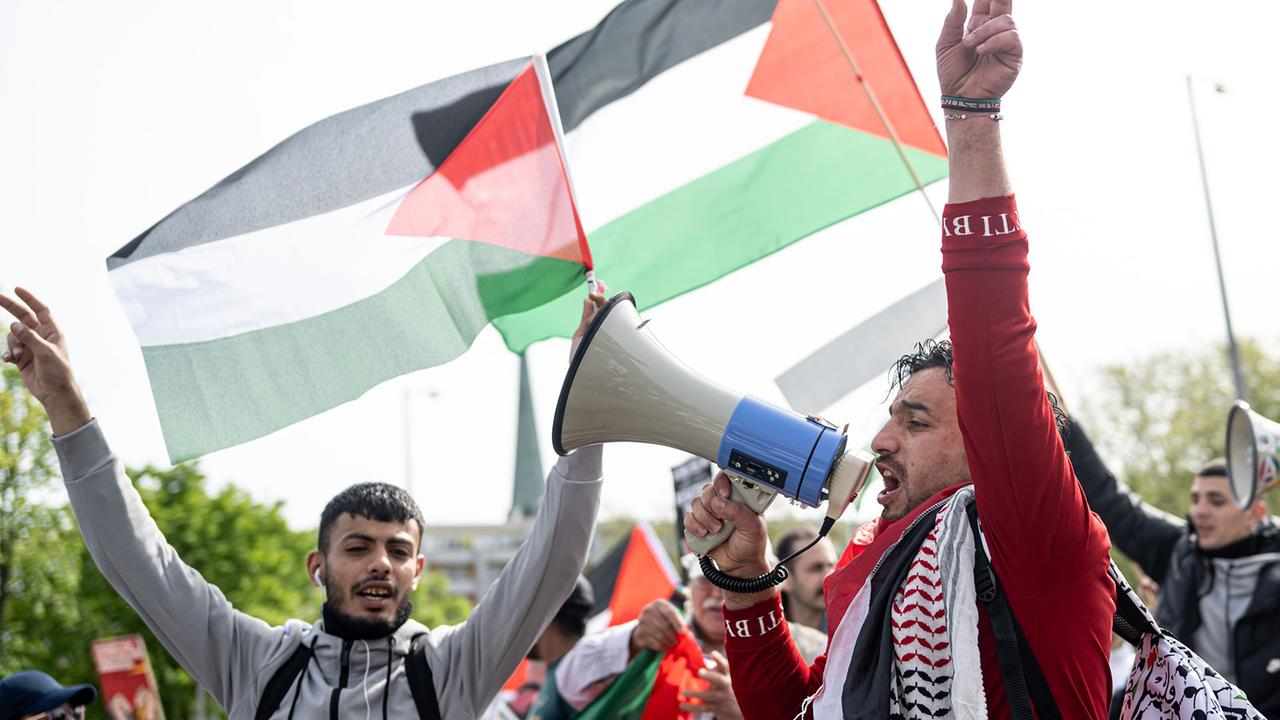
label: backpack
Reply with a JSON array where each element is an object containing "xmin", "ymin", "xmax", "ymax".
[
  {"xmin": 255, "ymin": 632, "xmax": 442, "ymax": 720},
  {"xmin": 966, "ymin": 504, "xmax": 1266, "ymax": 720}
]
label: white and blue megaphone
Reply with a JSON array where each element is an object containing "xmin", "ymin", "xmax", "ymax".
[{"xmin": 553, "ymin": 293, "xmax": 874, "ymax": 588}]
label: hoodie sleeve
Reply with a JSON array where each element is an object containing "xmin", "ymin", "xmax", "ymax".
[
  {"xmin": 54, "ymin": 420, "xmax": 291, "ymax": 711},
  {"xmin": 427, "ymin": 445, "xmax": 603, "ymax": 716}
]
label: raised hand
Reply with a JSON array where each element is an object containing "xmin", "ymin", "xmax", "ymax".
[
  {"xmin": 1, "ymin": 288, "xmax": 91, "ymax": 435},
  {"xmin": 569, "ymin": 280, "xmax": 608, "ymax": 362},
  {"xmin": 936, "ymin": 0, "xmax": 1022, "ymax": 100}
]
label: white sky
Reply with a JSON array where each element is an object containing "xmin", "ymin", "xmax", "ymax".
[{"xmin": 2, "ymin": 0, "xmax": 1277, "ymax": 531}]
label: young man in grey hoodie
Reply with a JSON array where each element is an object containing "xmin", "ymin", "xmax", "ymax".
[{"xmin": 1, "ymin": 286, "xmax": 608, "ymax": 720}]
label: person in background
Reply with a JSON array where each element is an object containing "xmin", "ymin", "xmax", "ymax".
[
  {"xmin": 0, "ymin": 670, "xmax": 96, "ymax": 720},
  {"xmin": 488, "ymin": 576, "xmax": 596, "ymax": 720},
  {"xmin": 538, "ymin": 554, "xmax": 826, "ymax": 719},
  {"xmin": 774, "ymin": 526, "xmax": 836, "ymax": 633},
  {"xmin": 1067, "ymin": 420, "xmax": 1280, "ymax": 716}
]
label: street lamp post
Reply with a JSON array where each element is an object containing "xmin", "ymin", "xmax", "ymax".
[{"xmin": 1187, "ymin": 75, "xmax": 1248, "ymax": 402}]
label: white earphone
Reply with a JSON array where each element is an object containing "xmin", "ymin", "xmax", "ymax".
[{"xmin": 312, "ymin": 567, "xmax": 324, "ymax": 588}]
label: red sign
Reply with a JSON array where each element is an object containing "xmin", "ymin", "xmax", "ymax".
[{"xmin": 90, "ymin": 635, "xmax": 166, "ymax": 720}]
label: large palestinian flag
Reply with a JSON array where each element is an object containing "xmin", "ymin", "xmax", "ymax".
[
  {"xmin": 493, "ymin": 0, "xmax": 948, "ymax": 351},
  {"xmin": 109, "ymin": 57, "xmax": 590, "ymax": 462}
]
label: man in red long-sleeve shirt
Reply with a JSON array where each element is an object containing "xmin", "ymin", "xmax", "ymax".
[{"xmin": 683, "ymin": 1, "xmax": 1115, "ymax": 717}]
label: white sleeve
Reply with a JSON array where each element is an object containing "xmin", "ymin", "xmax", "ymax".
[{"xmin": 555, "ymin": 620, "xmax": 637, "ymax": 710}]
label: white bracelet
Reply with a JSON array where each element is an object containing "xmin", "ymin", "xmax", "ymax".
[{"xmin": 944, "ymin": 112, "xmax": 1003, "ymax": 121}]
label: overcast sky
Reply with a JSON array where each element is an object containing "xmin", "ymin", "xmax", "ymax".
[{"xmin": 2, "ymin": 0, "xmax": 1277, "ymax": 530}]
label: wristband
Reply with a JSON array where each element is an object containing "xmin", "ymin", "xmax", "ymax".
[{"xmin": 941, "ymin": 94, "xmax": 1002, "ymax": 113}]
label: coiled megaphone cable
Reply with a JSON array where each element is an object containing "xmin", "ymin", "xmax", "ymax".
[{"xmin": 699, "ymin": 516, "xmax": 837, "ymax": 594}]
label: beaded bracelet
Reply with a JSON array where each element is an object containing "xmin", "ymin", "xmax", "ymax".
[{"xmin": 944, "ymin": 112, "xmax": 1003, "ymax": 121}]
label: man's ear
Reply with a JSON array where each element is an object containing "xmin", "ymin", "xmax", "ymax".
[
  {"xmin": 307, "ymin": 550, "xmax": 324, "ymax": 587},
  {"xmin": 1248, "ymin": 500, "xmax": 1268, "ymax": 526}
]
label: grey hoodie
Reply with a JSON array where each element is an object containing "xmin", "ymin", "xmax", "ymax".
[
  {"xmin": 54, "ymin": 420, "xmax": 603, "ymax": 720},
  {"xmin": 1193, "ymin": 551, "xmax": 1280, "ymax": 682}
]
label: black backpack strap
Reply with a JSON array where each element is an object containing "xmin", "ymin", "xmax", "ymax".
[
  {"xmin": 256, "ymin": 640, "xmax": 315, "ymax": 720},
  {"xmin": 966, "ymin": 502, "xmax": 1062, "ymax": 720},
  {"xmin": 406, "ymin": 632, "xmax": 444, "ymax": 720}
]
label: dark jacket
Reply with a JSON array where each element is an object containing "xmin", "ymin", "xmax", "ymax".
[{"xmin": 1067, "ymin": 420, "xmax": 1280, "ymax": 716}]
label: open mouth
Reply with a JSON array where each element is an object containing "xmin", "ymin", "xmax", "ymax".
[
  {"xmin": 355, "ymin": 581, "xmax": 395, "ymax": 610},
  {"xmin": 877, "ymin": 462, "xmax": 903, "ymax": 505}
]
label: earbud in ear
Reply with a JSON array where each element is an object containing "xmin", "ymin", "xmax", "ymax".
[{"xmin": 313, "ymin": 567, "xmax": 324, "ymax": 588}]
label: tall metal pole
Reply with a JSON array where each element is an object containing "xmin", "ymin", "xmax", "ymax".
[
  {"xmin": 1187, "ymin": 75, "xmax": 1248, "ymax": 401},
  {"xmin": 402, "ymin": 388, "xmax": 414, "ymax": 498}
]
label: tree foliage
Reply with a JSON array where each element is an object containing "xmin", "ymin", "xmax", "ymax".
[{"xmin": 1083, "ymin": 338, "xmax": 1280, "ymax": 517}]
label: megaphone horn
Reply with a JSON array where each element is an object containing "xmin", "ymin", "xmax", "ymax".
[
  {"xmin": 553, "ymin": 293, "xmax": 874, "ymax": 591},
  {"xmin": 1226, "ymin": 400, "xmax": 1280, "ymax": 509}
]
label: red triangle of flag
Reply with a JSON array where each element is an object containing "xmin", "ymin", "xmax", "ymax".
[
  {"xmin": 746, "ymin": 0, "xmax": 947, "ymax": 158},
  {"xmin": 386, "ymin": 60, "xmax": 592, "ymax": 266},
  {"xmin": 607, "ymin": 525, "xmax": 680, "ymax": 627}
]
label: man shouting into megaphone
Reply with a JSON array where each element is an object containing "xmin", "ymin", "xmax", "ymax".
[
  {"xmin": 2, "ymin": 285, "xmax": 608, "ymax": 720},
  {"xmin": 685, "ymin": 1, "xmax": 1117, "ymax": 717}
]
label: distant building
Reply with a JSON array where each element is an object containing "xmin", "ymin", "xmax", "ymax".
[{"xmin": 422, "ymin": 520, "xmax": 531, "ymax": 601}]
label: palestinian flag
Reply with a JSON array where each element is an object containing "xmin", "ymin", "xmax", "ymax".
[
  {"xmin": 494, "ymin": 0, "xmax": 947, "ymax": 351},
  {"xmin": 586, "ymin": 522, "xmax": 681, "ymax": 627},
  {"xmin": 576, "ymin": 633, "xmax": 708, "ymax": 720},
  {"xmin": 108, "ymin": 57, "xmax": 590, "ymax": 462}
]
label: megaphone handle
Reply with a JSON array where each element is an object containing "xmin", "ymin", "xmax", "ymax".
[{"xmin": 684, "ymin": 474, "xmax": 778, "ymax": 556}]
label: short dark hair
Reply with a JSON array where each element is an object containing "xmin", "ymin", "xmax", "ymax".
[
  {"xmin": 550, "ymin": 576, "xmax": 594, "ymax": 639},
  {"xmin": 318, "ymin": 483, "xmax": 426, "ymax": 553},
  {"xmin": 1197, "ymin": 458, "xmax": 1228, "ymax": 478},
  {"xmin": 889, "ymin": 339, "xmax": 1069, "ymax": 439},
  {"xmin": 776, "ymin": 526, "xmax": 820, "ymax": 572}
]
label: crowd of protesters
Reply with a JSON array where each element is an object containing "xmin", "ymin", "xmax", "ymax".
[{"xmin": 4, "ymin": 0, "xmax": 1278, "ymax": 718}]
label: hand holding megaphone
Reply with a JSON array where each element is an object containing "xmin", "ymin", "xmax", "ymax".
[
  {"xmin": 554, "ymin": 292, "xmax": 874, "ymax": 591},
  {"xmin": 685, "ymin": 472, "xmax": 779, "ymax": 579}
]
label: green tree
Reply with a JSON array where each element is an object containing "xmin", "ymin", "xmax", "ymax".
[
  {"xmin": 0, "ymin": 364, "xmax": 82, "ymax": 671},
  {"xmin": 410, "ymin": 570, "xmax": 473, "ymax": 629},
  {"xmin": 1083, "ymin": 338, "xmax": 1280, "ymax": 518}
]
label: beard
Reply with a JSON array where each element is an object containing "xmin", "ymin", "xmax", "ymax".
[{"xmin": 321, "ymin": 596, "xmax": 414, "ymax": 641}]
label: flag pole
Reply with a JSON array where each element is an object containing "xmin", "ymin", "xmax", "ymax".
[
  {"xmin": 1187, "ymin": 75, "xmax": 1248, "ymax": 402},
  {"xmin": 811, "ymin": 0, "xmax": 941, "ymax": 225},
  {"xmin": 813, "ymin": 0, "xmax": 1076, "ymax": 403}
]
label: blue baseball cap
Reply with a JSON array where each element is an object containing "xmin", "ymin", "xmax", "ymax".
[{"xmin": 0, "ymin": 671, "xmax": 96, "ymax": 720}]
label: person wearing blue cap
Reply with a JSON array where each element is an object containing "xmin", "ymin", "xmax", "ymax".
[{"xmin": 0, "ymin": 670, "xmax": 96, "ymax": 720}]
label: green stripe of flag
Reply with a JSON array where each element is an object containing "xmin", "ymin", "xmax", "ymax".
[
  {"xmin": 145, "ymin": 241, "xmax": 581, "ymax": 461},
  {"xmin": 575, "ymin": 649, "xmax": 662, "ymax": 720},
  {"xmin": 494, "ymin": 121, "xmax": 948, "ymax": 352}
]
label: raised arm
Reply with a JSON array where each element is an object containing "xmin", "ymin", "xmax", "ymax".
[
  {"xmin": 936, "ymin": 0, "xmax": 1109, "ymax": 586},
  {"xmin": 1065, "ymin": 419, "xmax": 1183, "ymax": 583},
  {"xmin": 3, "ymin": 289, "xmax": 290, "ymax": 709},
  {"xmin": 423, "ymin": 287, "xmax": 607, "ymax": 715}
]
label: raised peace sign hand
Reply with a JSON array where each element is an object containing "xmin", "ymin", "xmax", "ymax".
[
  {"xmin": 1, "ymin": 287, "xmax": 91, "ymax": 435},
  {"xmin": 936, "ymin": 0, "xmax": 1022, "ymax": 101}
]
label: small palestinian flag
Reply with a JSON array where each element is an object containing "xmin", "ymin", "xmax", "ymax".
[
  {"xmin": 576, "ymin": 633, "xmax": 708, "ymax": 720},
  {"xmin": 109, "ymin": 57, "xmax": 590, "ymax": 462},
  {"xmin": 493, "ymin": 0, "xmax": 948, "ymax": 351}
]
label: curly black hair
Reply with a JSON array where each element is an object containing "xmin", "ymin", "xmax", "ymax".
[{"xmin": 888, "ymin": 339, "xmax": 1069, "ymax": 439}]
